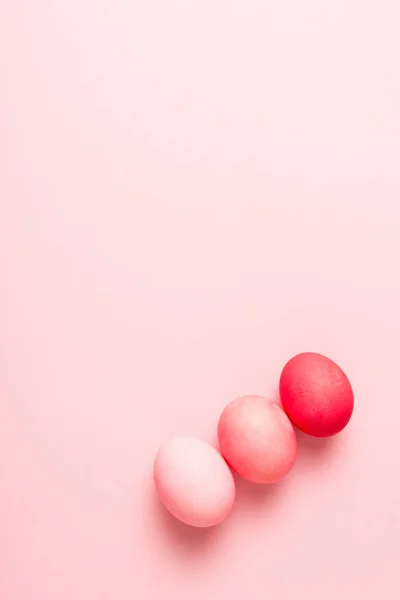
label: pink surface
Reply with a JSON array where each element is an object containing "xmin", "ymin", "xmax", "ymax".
[{"xmin": 2, "ymin": 1, "xmax": 400, "ymax": 599}]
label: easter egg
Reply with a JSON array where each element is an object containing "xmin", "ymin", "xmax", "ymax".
[
  {"xmin": 280, "ymin": 352, "xmax": 354, "ymax": 437},
  {"xmin": 154, "ymin": 436, "xmax": 235, "ymax": 527},
  {"xmin": 218, "ymin": 396, "xmax": 297, "ymax": 484}
]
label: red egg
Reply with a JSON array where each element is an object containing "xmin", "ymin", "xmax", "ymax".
[{"xmin": 280, "ymin": 352, "xmax": 354, "ymax": 437}]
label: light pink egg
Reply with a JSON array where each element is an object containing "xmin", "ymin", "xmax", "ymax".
[
  {"xmin": 154, "ymin": 437, "xmax": 235, "ymax": 527},
  {"xmin": 218, "ymin": 395, "xmax": 297, "ymax": 484}
]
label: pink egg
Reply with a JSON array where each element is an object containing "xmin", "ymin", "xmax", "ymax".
[
  {"xmin": 218, "ymin": 396, "xmax": 297, "ymax": 484},
  {"xmin": 280, "ymin": 352, "xmax": 354, "ymax": 437},
  {"xmin": 154, "ymin": 437, "xmax": 235, "ymax": 527}
]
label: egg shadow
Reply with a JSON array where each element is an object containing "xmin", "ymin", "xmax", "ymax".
[
  {"xmin": 293, "ymin": 428, "xmax": 348, "ymax": 477},
  {"xmin": 296, "ymin": 429, "xmax": 341, "ymax": 454},
  {"xmin": 149, "ymin": 484, "xmax": 226, "ymax": 555},
  {"xmin": 231, "ymin": 428, "xmax": 346, "ymax": 515},
  {"xmin": 231, "ymin": 470, "xmax": 292, "ymax": 517}
]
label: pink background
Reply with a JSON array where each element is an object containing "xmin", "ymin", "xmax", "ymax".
[{"xmin": 2, "ymin": 2, "xmax": 400, "ymax": 598}]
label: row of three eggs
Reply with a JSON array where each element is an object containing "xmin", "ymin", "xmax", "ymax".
[{"xmin": 154, "ymin": 353, "xmax": 354, "ymax": 527}]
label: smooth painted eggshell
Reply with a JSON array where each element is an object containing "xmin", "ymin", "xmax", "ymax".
[
  {"xmin": 218, "ymin": 396, "xmax": 297, "ymax": 484},
  {"xmin": 280, "ymin": 352, "xmax": 354, "ymax": 437},
  {"xmin": 154, "ymin": 436, "xmax": 235, "ymax": 527}
]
